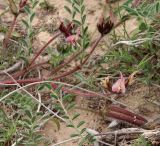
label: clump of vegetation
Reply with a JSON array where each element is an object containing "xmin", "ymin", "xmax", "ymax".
[
  {"xmin": 103, "ymin": 0, "xmax": 160, "ymax": 84},
  {"xmin": 0, "ymin": 0, "xmax": 160, "ymax": 146},
  {"xmin": 132, "ymin": 136, "xmax": 151, "ymax": 146}
]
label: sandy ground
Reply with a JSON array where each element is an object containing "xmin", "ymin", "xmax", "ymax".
[
  {"xmin": 0, "ymin": 0, "xmax": 160, "ymax": 146},
  {"xmin": 36, "ymin": 1, "xmax": 158, "ymax": 146}
]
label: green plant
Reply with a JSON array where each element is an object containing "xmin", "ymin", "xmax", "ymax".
[
  {"xmin": 0, "ymin": 0, "xmax": 101, "ymax": 145},
  {"xmin": 50, "ymin": 84, "xmax": 96, "ymax": 146},
  {"xmin": 64, "ymin": 0, "xmax": 90, "ymax": 53},
  {"xmin": 74, "ymin": 72, "xmax": 98, "ymax": 90},
  {"xmin": 0, "ymin": 108, "xmax": 16, "ymax": 146},
  {"xmin": 0, "ymin": 91, "xmax": 50, "ymax": 146},
  {"xmin": 1, "ymin": 0, "xmax": 158, "ymax": 145},
  {"xmin": 102, "ymin": 0, "xmax": 160, "ymax": 84},
  {"xmin": 17, "ymin": 110, "xmax": 44, "ymax": 146},
  {"xmin": 132, "ymin": 136, "xmax": 151, "ymax": 146},
  {"xmin": 39, "ymin": 0, "xmax": 55, "ymax": 11},
  {"xmin": 22, "ymin": 0, "xmax": 38, "ymax": 55}
]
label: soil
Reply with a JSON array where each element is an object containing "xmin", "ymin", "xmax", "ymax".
[
  {"xmin": 38, "ymin": 1, "xmax": 159, "ymax": 145},
  {"xmin": 0, "ymin": 0, "xmax": 160, "ymax": 146}
]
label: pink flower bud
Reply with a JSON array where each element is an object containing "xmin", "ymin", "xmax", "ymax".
[
  {"xmin": 112, "ymin": 72, "xmax": 126, "ymax": 94},
  {"xmin": 66, "ymin": 35, "xmax": 78, "ymax": 45},
  {"xmin": 66, "ymin": 29, "xmax": 80, "ymax": 45}
]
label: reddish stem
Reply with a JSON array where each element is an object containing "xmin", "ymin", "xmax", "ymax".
[
  {"xmin": 51, "ymin": 83, "xmax": 106, "ymax": 97},
  {"xmin": 3, "ymin": 15, "xmax": 18, "ymax": 48},
  {"xmin": 9, "ymin": 27, "xmax": 102, "ymax": 80},
  {"xmin": 27, "ymin": 61, "xmax": 48, "ymax": 71},
  {"xmin": 50, "ymin": 49, "xmax": 83, "ymax": 75},
  {"xmin": 0, "ymin": 79, "xmax": 111, "ymax": 99},
  {"xmin": 10, "ymin": 32, "xmax": 61, "ymax": 79},
  {"xmin": 81, "ymin": 35, "xmax": 103, "ymax": 65},
  {"xmin": 52, "ymin": 65, "xmax": 81, "ymax": 80},
  {"xmin": 1, "ymin": 78, "xmax": 42, "ymax": 84},
  {"xmin": 11, "ymin": 61, "xmax": 48, "ymax": 79},
  {"xmin": 29, "ymin": 31, "xmax": 61, "ymax": 67},
  {"xmin": 52, "ymin": 35, "xmax": 103, "ymax": 80},
  {"xmin": 0, "ymin": 78, "xmax": 147, "ymax": 127}
]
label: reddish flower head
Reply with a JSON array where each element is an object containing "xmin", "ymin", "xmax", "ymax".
[
  {"xmin": 66, "ymin": 29, "xmax": 80, "ymax": 45},
  {"xmin": 59, "ymin": 21, "xmax": 80, "ymax": 45},
  {"xmin": 59, "ymin": 22, "xmax": 74, "ymax": 37},
  {"xmin": 66, "ymin": 35, "xmax": 77, "ymax": 45},
  {"xmin": 97, "ymin": 15, "xmax": 114, "ymax": 36}
]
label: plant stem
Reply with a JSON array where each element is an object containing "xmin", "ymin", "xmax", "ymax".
[
  {"xmin": 4, "ymin": 79, "xmax": 146, "ymax": 127},
  {"xmin": 57, "ymin": 98, "xmax": 81, "ymax": 134},
  {"xmin": 50, "ymin": 49, "xmax": 84, "ymax": 75},
  {"xmin": 10, "ymin": 61, "xmax": 48, "ymax": 79},
  {"xmin": 10, "ymin": 32, "xmax": 61, "ymax": 78},
  {"xmin": 6, "ymin": 73, "xmax": 66, "ymax": 122},
  {"xmin": 29, "ymin": 31, "xmax": 61, "ymax": 67},
  {"xmin": 0, "ymin": 79, "xmax": 127, "ymax": 108},
  {"xmin": 52, "ymin": 35, "xmax": 103, "ymax": 80},
  {"xmin": 0, "ymin": 7, "xmax": 9, "ymax": 17},
  {"xmin": 3, "ymin": 15, "xmax": 18, "ymax": 49},
  {"xmin": 51, "ymin": 137, "xmax": 80, "ymax": 146}
]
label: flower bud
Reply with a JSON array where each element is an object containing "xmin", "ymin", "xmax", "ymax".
[
  {"xmin": 97, "ymin": 15, "xmax": 114, "ymax": 36},
  {"xmin": 112, "ymin": 72, "xmax": 126, "ymax": 94}
]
